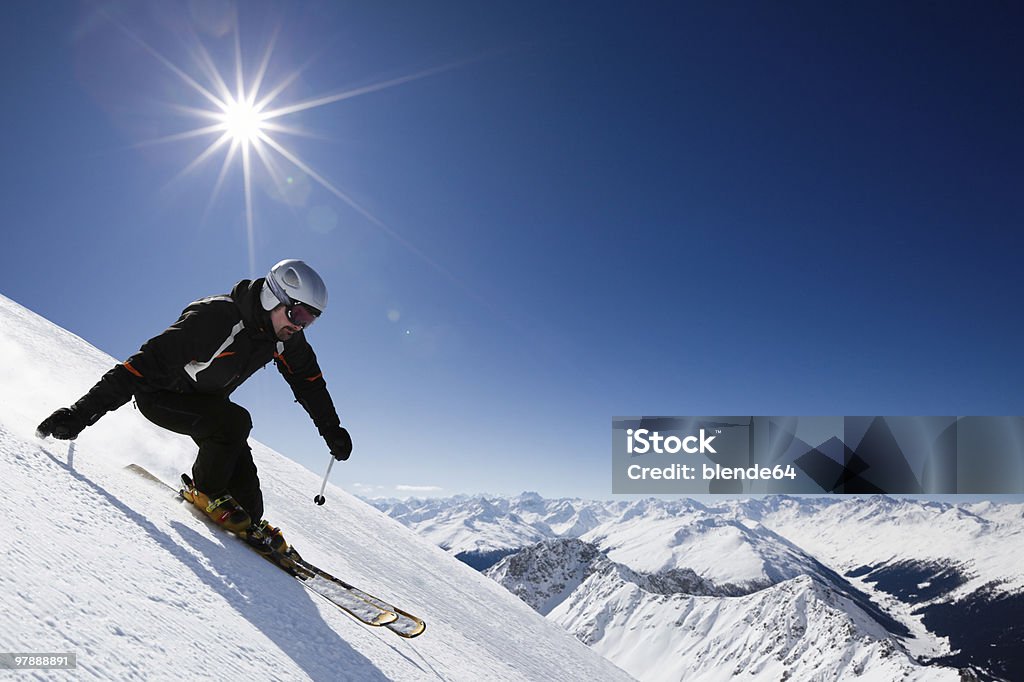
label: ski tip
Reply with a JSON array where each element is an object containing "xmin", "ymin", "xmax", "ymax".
[
  {"xmin": 387, "ymin": 611, "xmax": 426, "ymax": 638},
  {"xmin": 124, "ymin": 464, "xmax": 163, "ymax": 484},
  {"xmin": 390, "ymin": 621, "xmax": 426, "ymax": 638}
]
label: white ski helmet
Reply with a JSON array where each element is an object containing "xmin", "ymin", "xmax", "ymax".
[{"xmin": 260, "ymin": 259, "xmax": 329, "ymax": 315}]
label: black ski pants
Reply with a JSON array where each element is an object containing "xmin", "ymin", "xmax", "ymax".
[{"xmin": 134, "ymin": 391, "xmax": 263, "ymax": 521}]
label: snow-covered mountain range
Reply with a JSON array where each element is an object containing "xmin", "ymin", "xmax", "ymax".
[
  {"xmin": 371, "ymin": 493, "xmax": 1024, "ymax": 681},
  {"xmin": 0, "ymin": 292, "xmax": 631, "ymax": 681}
]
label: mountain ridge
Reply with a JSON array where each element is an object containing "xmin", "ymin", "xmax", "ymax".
[{"xmin": 370, "ymin": 491, "xmax": 1022, "ymax": 681}]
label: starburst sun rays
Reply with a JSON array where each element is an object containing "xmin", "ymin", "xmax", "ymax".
[{"xmin": 116, "ymin": 16, "xmax": 456, "ymax": 277}]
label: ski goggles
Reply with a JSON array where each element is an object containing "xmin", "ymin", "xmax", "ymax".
[{"xmin": 285, "ymin": 301, "xmax": 321, "ymax": 329}]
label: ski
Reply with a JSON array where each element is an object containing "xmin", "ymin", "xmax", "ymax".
[
  {"xmin": 290, "ymin": 555, "xmax": 426, "ymax": 638},
  {"xmin": 123, "ymin": 465, "xmax": 420, "ymax": 633},
  {"xmin": 301, "ymin": 574, "xmax": 399, "ymax": 628}
]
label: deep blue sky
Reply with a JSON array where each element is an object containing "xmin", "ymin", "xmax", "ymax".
[{"xmin": 2, "ymin": 1, "xmax": 1022, "ymax": 499}]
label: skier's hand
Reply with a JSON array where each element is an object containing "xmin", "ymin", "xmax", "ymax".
[
  {"xmin": 321, "ymin": 424, "xmax": 353, "ymax": 461},
  {"xmin": 36, "ymin": 407, "xmax": 87, "ymax": 440}
]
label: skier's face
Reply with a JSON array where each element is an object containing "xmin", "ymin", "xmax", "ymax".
[{"xmin": 270, "ymin": 305, "xmax": 302, "ymax": 341}]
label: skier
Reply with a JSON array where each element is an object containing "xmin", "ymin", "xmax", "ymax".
[{"xmin": 36, "ymin": 259, "xmax": 353, "ymax": 550}]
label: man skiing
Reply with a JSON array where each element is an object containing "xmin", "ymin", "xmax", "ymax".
[{"xmin": 36, "ymin": 259, "xmax": 353, "ymax": 550}]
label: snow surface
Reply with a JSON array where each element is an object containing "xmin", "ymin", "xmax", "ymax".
[
  {"xmin": 550, "ymin": 572, "xmax": 953, "ymax": 682},
  {"xmin": 0, "ymin": 293, "xmax": 632, "ymax": 681}
]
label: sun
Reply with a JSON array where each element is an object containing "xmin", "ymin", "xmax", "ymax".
[
  {"xmin": 113, "ymin": 12, "xmax": 459, "ymax": 280},
  {"xmin": 220, "ymin": 97, "xmax": 266, "ymax": 146}
]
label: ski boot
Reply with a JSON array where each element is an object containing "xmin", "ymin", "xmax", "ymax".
[
  {"xmin": 180, "ymin": 474, "xmax": 251, "ymax": 533},
  {"xmin": 245, "ymin": 521, "xmax": 308, "ymax": 577},
  {"xmin": 244, "ymin": 519, "xmax": 289, "ymax": 555}
]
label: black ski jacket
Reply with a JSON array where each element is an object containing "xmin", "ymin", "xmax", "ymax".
[{"xmin": 72, "ymin": 278, "xmax": 341, "ymax": 433}]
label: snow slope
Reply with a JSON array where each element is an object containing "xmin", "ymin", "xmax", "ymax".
[
  {"xmin": 554, "ymin": 572, "xmax": 947, "ymax": 682},
  {"xmin": 0, "ymin": 293, "xmax": 632, "ymax": 682}
]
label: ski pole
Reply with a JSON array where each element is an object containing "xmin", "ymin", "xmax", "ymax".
[{"xmin": 314, "ymin": 456, "xmax": 335, "ymax": 505}]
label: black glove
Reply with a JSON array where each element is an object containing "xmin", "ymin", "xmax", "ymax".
[
  {"xmin": 36, "ymin": 407, "xmax": 88, "ymax": 440},
  {"xmin": 320, "ymin": 424, "xmax": 353, "ymax": 461}
]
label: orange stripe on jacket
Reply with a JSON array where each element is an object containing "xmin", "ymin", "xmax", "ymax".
[
  {"xmin": 306, "ymin": 373, "xmax": 323, "ymax": 382},
  {"xmin": 123, "ymin": 361, "xmax": 143, "ymax": 378},
  {"xmin": 274, "ymin": 353, "xmax": 293, "ymax": 374}
]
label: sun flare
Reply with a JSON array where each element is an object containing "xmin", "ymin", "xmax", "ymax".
[
  {"xmin": 220, "ymin": 98, "xmax": 265, "ymax": 145},
  {"xmin": 114, "ymin": 12, "xmax": 457, "ymax": 280}
]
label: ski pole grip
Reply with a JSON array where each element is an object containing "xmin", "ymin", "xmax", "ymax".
[{"xmin": 315, "ymin": 456, "xmax": 335, "ymax": 505}]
